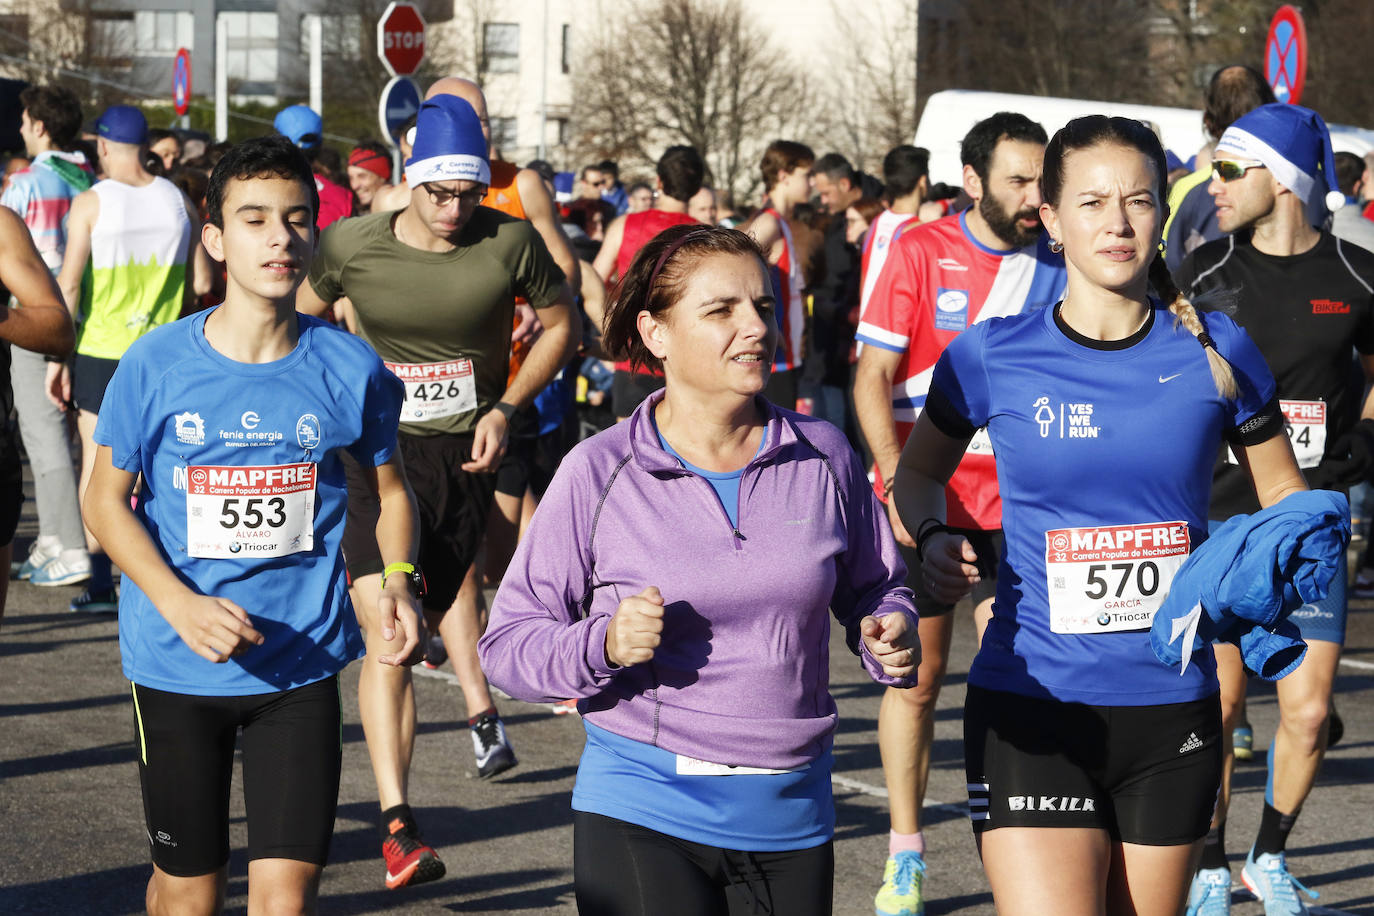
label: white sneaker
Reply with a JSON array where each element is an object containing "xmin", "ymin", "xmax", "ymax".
[
  {"xmin": 13, "ymin": 535, "xmax": 62, "ymax": 580},
  {"xmin": 30, "ymin": 549, "xmax": 93, "ymax": 587}
]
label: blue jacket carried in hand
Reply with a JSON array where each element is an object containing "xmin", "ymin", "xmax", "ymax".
[{"xmin": 1151, "ymin": 490, "xmax": 1349, "ymax": 680}]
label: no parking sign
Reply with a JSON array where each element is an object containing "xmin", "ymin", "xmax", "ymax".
[
  {"xmin": 1265, "ymin": 5, "xmax": 1307, "ymax": 105},
  {"xmin": 172, "ymin": 48, "xmax": 191, "ymax": 116}
]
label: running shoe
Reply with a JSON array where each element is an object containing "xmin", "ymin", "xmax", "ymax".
[
  {"xmin": 29, "ymin": 550, "xmax": 92, "ymax": 587},
  {"xmin": 1186, "ymin": 866, "xmax": 1232, "ymax": 916},
  {"xmin": 1354, "ymin": 568, "xmax": 1374, "ymax": 599},
  {"xmin": 470, "ymin": 713, "xmax": 517, "ymax": 779},
  {"xmin": 874, "ymin": 850, "xmax": 925, "ymax": 916},
  {"xmin": 1232, "ymin": 719, "xmax": 1254, "ymax": 762},
  {"xmin": 421, "ymin": 633, "xmax": 447, "ymax": 670},
  {"xmin": 1241, "ymin": 848, "xmax": 1317, "ymax": 915},
  {"xmin": 381, "ymin": 817, "xmax": 445, "ymax": 890},
  {"xmin": 551, "ymin": 698, "xmax": 580, "ymax": 716},
  {"xmin": 13, "ymin": 536, "xmax": 61, "ymax": 580},
  {"xmin": 69, "ymin": 586, "xmax": 118, "ymax": 614}
]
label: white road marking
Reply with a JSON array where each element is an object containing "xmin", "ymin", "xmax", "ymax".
[
  {"xmin": 830, "ymin": 773, "xmax": 966, "ymax": 814},
  {"xmin": 1339, "ymin": 657, "xmax": 1374, "ymax": 671}
]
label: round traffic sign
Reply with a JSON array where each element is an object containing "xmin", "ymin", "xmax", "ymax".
[
  {"xmin": 1265, "ymin": 5, "xmax": 1307, "ymax": 105},
  {"xmin": 378, "ymin": 76, "xmax": 421, "ymax": 146},
  {"xmin": 173, "ymin": 48, "xmax": 192, "ymax": 116},
  {"xmin": 377, "ymin": 2, "xmax": 426, "ymax": 78}
]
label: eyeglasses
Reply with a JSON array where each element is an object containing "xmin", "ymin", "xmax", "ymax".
[
  {"xmin": 1211, "ymin": 160, "xmax": 1267, "ymax": 183},
  {"xmin": 422, "ymin": 184, "xmax": 486, "ymax": 208}
]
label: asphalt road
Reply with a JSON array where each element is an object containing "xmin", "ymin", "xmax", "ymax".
[{"xmin": 3, "ymin": 512, "xmax": 1372, "ymax": 914}]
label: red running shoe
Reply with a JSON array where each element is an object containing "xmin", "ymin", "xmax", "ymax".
[{"xmin": 382, "ymin": 817, "xmax": 445, "ymax": 890}]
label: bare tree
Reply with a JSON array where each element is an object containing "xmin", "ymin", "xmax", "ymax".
[
  {"xmin": 573, "ymin": 0, "xmax": 813, "ymax": 204},
  {"xmin": 825, "ymin": 0, "xmax": 919, "ymax": 173}
]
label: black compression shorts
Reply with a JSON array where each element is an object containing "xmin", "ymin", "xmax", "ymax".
[
  {"xmin": 0, "ymin": 420, "xmax": 22, "ymax": 546},
  {"xmin": 964, "ymin": 685, "xmax": 1221, "ymax": 845},
  {"xmin": 341, "ymin": 432, "xmax": 496, "ymax": 610},
  {"xmin": 72, "ymin": 353, "xmax": 120, "ymax": 414},
  {"xmin": 131, "ymin": 677, "xmax": 343, "ymax": 876}
]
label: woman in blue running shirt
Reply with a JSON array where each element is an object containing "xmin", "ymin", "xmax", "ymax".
[{"xmin": 893, "ymin": 116, "xmax": 1306, "ymax": 916}]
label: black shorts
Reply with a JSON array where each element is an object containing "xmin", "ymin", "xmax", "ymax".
[
  {"xmin": 574, "ymin": 810, "xmax": 833, "ymax": 916},
  {"xmin": 72, "ymin": 353, "xmax": 120, "ymax": 414},
  {"xmin": 0, "ymin": 420, "xmax": 22, "ymax": 546},
  {"xmin": 131, "ymin": 677, "xmax": 343, "ymax": 876},
  {"xmin": 611, "ymin": 369, "xmax": 664, "ymax": 418},
  {"xmin": 964, "ymin": 686, "xmax": 1221, "ymax": 845},
  {"xmin": 495, "ymin": 418, "xmax": 576, "ymax": 499},
  {"xmin": 341, "ymin": 432, "xmax": 496, "ymax": 611},
  {"xmin": 900, "ymin": 528, "xmax": 1002, "ymax": 617}
]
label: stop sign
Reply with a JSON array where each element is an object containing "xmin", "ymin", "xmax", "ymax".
[{"xmin": 377, "ymin": 2, "xmax": 426, "ymax": 78}]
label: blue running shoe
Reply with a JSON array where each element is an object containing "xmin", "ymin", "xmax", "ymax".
[
  {"xmin": 875, "ymin": 850, "xmax": 925, "ymax": 916},
  {"xmin": 1233, "ymin": 719, "xmax": 1254, "ymax": 761},
  {"xmin": 69, "ymin": 586, "xmax": 118, "ymax": 614},
  {"xmin": 1186, "ymin": 867, "xmax": 1232, "ymax": 916},
  {"xmin": 1241, "ymin": 848, "xmax": 1317, "ymax": 915}
]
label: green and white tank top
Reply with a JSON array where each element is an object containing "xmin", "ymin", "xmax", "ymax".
[{"xmin": 77, "ymin": 176, "xmax": 191, "ymax": 359}]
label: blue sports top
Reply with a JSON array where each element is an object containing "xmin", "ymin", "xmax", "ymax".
[
  {"xmin": 925, "ymin": 302, "xmax": 1279, "ymax": 705},
  {"xmin": 95, "ymin": 308, "xmax": 403, "ymax": 696}
]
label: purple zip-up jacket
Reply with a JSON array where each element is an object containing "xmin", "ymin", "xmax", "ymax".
[{"xmin": 479, "ymin": 392, "xmax": 918, "ymax": 771}]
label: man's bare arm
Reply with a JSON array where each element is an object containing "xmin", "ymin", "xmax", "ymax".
[
  {"xmin": 517, "ymin": 167, "xmax": 581, "ymax": 290},
  {"xmin": 0, "ymin": 207, "xmax": 75, "ymax": 356}
]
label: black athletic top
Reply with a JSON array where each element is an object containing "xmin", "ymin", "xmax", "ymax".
[{"xmin": 1178, "ymin": 231, "xmax": 1374, "ymax": 518}]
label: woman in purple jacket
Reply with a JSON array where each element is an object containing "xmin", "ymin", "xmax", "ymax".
[{"xmin": 479, "ymin": 224, "xmax": 919, "ymax": 916}]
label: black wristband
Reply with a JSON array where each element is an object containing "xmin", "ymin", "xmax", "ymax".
[
  {"xmin": 491, "ymin": 401, "xmax": 517, "ymax": 421},
  {"xmin": 915, "ymin": 520, "xmax": 951, "ymax": 563}
]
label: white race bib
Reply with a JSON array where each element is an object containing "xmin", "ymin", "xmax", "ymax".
[
  {"xmin": 1226, "ymin": 399, "xmax": 1326, "ymax": 468},
  {"xmin": 386, "ymin": 358, "xmax": 477, "ymax": 422},
  {"xmin": 675, "ymin": 754, "xmax": 802, "ymax": 777},
  {"xmin": 1044, "ymin": 521, "xmax": 1190, "ymax": 633},
  {"xmin": 186, "ymin": 463, "xmax": 316, "ymax": 559}
]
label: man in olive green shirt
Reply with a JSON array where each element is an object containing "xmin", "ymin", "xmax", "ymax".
[{"xmin": 299, "ymin": 94, "xmax": 577, "ymax": 890}]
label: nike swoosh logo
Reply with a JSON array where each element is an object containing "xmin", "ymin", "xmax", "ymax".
[{"xmin": 1159, "ymin": 373, "xmax": 1182, "ymax": 383}]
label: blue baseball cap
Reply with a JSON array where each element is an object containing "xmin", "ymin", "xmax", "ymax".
[
  {"xmin": 96, "ymin": 105, "xmax": 148, "ymax": 145},
  {"xmin": 274, "ymin": 104, "xmax": 323, "ymax": 150}
]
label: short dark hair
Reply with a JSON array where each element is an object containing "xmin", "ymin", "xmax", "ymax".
[
  {"xmin": 19, "ymin": 85, "xmax": 82, "ymax": 150},
  {"xmin": 147, "ymin": 127, "xmax": 180, "ymax": 149},
  {"xmin": 205, "ymin": 135, "xmax": 319, "ymax": 229},
  {"xmin": 760, "ymin": 140, "xmax": 815, "ymax": 192},
  {"xmin": 960, "ymin": 112, "xmax": 1048, "ymax": 183},
  {"xmin": 1335, "ymin": 151, "xmax": 1364, "ymax": 198},
  {"xmin": 658, "ymin": 145, "xmax": 705, "ymax": 202},
  {"xmin": 883, "ymin": 145, "xmax": 930, "ymax": 198},
  {"xmin": 1203, "ymin": 65, "xmax": 1276, "ymax": 141},
  {"xmin": 597, "ymin": 159, "xmax": 619, "ymax": 180},
  {"xmin": 811, "ymin": 153, "xmax": 856, "ymax": 186},
  {"xmin": 580, "ymin": 164, "xmax": 603, "ymax": 181},
  {"xmin": 602, "ymin": 224, "xmax": 767, "ymax": 372}
]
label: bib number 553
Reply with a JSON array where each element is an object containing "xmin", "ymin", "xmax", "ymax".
[{"xmin": 219, "ymin": 496, "xmax": 288, "ymax": 530}]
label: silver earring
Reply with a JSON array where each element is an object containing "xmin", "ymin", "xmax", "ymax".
[{"xmin": 1049, "ymin": 239, "xmax": 1064, "ymax": 254}]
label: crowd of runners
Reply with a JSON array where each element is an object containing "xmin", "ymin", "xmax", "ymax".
[{"xmin": 0, "ymin": 61, "xmax": 1367, "ymax": 916}]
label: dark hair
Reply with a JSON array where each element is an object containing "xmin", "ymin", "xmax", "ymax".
[
  {"xmin": 760, "ymin": 140, "xmax": 815, "ymax": 191},
  {"xmin": 352, "ymin": 139, "xmax": 390, "ymax": 160},
  {"xmin": 1043, "ymin": 115, "xmax": 1235, "ymax": 398},
  {"xmin": 1203, "ymin": 65, "xmax": 1276, "ymax": 141},
  {"xmin": 602, "ymin": 224, "xmax": 767, "ymax": 371},
  {"xmin": 1335, "ymin": 151, "xmax": 1364, "ymax": 198},
  {"xmin": 960, "ymin": 112, "xmax": 1048, "ymax": 183},
  {"xmin": 205, "ymin": 135, "xmax": 320, "ymax": 229},
  {"xmin": 597, "ymin": 159, "xmax": 619, "ymax": 180},
  {"xmin": 305, "ymin": 144, "xmax": 342, "ymax": 181},
  {"xmin": 171, "ymin": 165, "xmax": 209, "ymax": 215},
  {"xmin": 658, "ymin": 144, "xmax": 705, "ymax": 202},
  {"xmin": 19, "ymin": 85, "xmax": 82, "ymax": 150},
  {"xmin": 565, "ymin": 197, "xmax": 616, "ymax": 232},
  {"xmin": 580, "ymin": 164, "xmax": 602, "ymax": 182},
  {"xmin": 883, "ymin": 145, "xmax": 930, "ymax": 198},
  {"xmin": 525, "ymin": 158, "xmax": 555, "ymax": 184},
  {"xmin": 147, "ymin": 127, "xmax": 180, "ymax": 149},
  {"xmin": 811, "ymin": 152, "xmax": 856, "ymax": 185}
]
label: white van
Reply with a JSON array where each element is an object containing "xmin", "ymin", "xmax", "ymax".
[
  {"xmin": 915, "ymin": 89, "xmax": 1374, "ymax": 185},
  {"xmin": 914, "ymin": 90, "xmax": 1207, "ymax": 185}
]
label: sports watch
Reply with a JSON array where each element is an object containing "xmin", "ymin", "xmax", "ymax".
[{"xmin": 380, "ymin": 561, "xmax": 427, "ymax": 598}]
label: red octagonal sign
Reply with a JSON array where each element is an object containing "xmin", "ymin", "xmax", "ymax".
[{"xmin": 378, "ymin": 2, "xmax": 426, "ymax": 78}]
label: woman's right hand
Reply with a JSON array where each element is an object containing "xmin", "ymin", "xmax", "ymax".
[
  {"xmin": 923, "ymin": 533, "xmax": 981, "ymax": 605},
  {"xmin": 605, "ymin": 586, "xmax": 665, "ymax": 667}
]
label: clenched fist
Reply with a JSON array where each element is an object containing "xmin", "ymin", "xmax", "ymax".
[{"xmin": 605, "ymin": 586, "xmax": 665, "ymax": 667}]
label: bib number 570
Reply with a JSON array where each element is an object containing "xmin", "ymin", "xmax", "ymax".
[
  {"xmin": 1084, "ymin": 561, "xmax": 1160, "ymax": 600},
  {"xmin": 219, "ymin": 497, "xmax": 288, "ymax": 530}
]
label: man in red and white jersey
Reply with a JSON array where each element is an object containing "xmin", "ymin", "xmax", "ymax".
[
  {"xmin": 858, "ymin": 146, "xmax": 929, "ymax": 337},
  {"xmin": 855, "ymin": 113, "xmax": 1065, "ymax": 916},
  {"xmin": 592, "ymin": 145, "xmax": 705, "ymax": 418}
]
